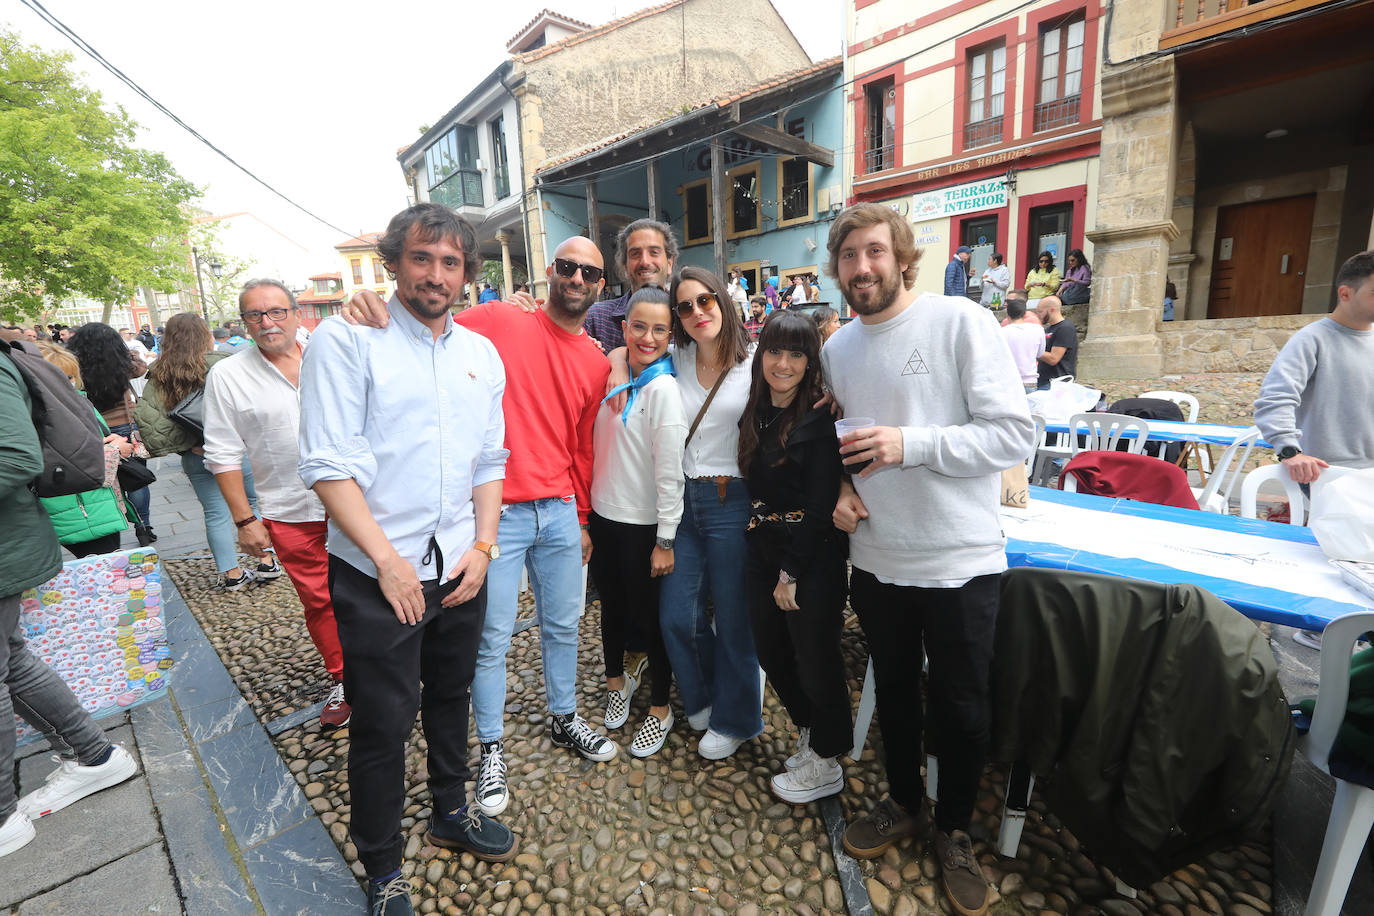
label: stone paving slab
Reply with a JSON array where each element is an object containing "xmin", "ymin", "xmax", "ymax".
[
  {"xmin": 241, "ymin": 817, "xmax": 368, "ymax": 914},
  {"xmin": 199, "ymin": 721, "xmax": 314, "ymax": 851},
  {"xmin": 4, "ymin": 731, "xmax": 161, "ymax": 907},
  {"xmin": 155, "ymin": 782, "xmax": 259, "ymax": 916},
  {"xmin": 15, "ymin": 842, "xmax": 180, "ymax": 915}
]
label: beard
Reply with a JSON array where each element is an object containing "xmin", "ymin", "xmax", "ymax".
[
  {"xmin": 402, "ymin": 285, "xmax": 455, "ymax": 319},
  {"xmin": 841, "ymin": 270, "xmax": 904, "ymax": 316},
  {"xmin": 547, "ymin": 276, "xmax": 596, "ymax": 317}
]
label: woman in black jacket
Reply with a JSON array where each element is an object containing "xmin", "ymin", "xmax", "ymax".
[{"xmin": 738, "ymin": 310, "xmax": 850, "ymax": 804}]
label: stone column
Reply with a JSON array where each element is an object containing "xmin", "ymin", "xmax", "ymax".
[
  {"xmin": 1079, "ymin": 56, "xmax": 1179, "ymax": 380},
  {"xmin": 496, "ymin": 231, "xmax": 514, "ymax": 297}
]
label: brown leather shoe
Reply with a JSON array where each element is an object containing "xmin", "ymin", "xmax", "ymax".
[
  {"xmin": 935, "ymin": 829, "xmax": 990, "ymax": 916},
  {"xmin": 841, "ymin": 796, "xmax": 925, "ymax": 859}
]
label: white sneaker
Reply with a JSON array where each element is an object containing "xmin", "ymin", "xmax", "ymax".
[
  {"xmin": 771, "ymin": 755, "xmax": 843, "ymax": 804},
  {"xmin": 1292, "ymin": 629, "xmax": 1324, "ymax": 650},
  {"xmin": 0, "ymin": 810, "xmax": 36, "ymax": 858},
  {"xmin": 604, "ymin": 684, "xmax": 631, "ymax": 730},
  {"xmin": 785, "ymin": 726, "xmax": 816, "ymax": 770},
  {"xmin": 698, "ymin": 728, "xmax": 744, "ymax": 761},
  {"xmin": 474, "ymin": 741, "xmax": 508, "ymax": 817},
  {"xmin": 18, "ymin": 744, "xmax": 138, "ymax": 819},
  {"xmin": 686, "ymin": 705, "xmax": 712, "ymax": 732},
  {"xmin": 629, "ymin": 710, "xmax": 674, "ymax": 758}
]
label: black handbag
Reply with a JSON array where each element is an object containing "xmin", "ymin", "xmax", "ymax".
[
  {"xmin": 168, "ymin": 386, "xmax": 206, "ymax": 437},
  {"xmin": 117, "ymin": 456, "xmax": 156, "ymax": 492}
]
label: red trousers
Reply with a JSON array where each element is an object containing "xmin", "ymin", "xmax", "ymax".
[{"xmin": 262, "ymin": 518, "xmax": 344, "ymax": 677}]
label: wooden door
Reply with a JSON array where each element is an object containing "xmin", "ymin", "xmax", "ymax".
[{"xmin": 1207, "ymin": 194, "xmax": 1314, "ymax": 319}]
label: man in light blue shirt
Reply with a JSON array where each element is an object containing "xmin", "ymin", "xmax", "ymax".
[{"xmin": 298, "ymin": 203, "xmax": 515, "ymax": 916}]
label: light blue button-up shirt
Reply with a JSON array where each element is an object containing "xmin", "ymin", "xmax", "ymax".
[{"xmin": 297, "ymin": 298, "xmax": 508, "ymax": 582}]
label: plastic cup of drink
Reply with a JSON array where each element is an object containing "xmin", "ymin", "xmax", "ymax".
[{"xmin": 834, "ymin": 417, "xmax": 876, "ymax": 474}]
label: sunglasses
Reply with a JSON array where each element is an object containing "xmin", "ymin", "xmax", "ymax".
[
  {"xmin": 552, "ymin": 257, "xmax": 604, "ymax": 284},
  {"xmin": 675, "ymin": 292, "xmax": 718, "ymax": 318}
]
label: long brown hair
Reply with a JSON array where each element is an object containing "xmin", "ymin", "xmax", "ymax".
[
  {"xmin": 669, "ymin": 265, "xmax": 750, "ymax": 369},
  {"xmin": 737, "ymin": 310, "xmax": 826, "ymax": 475},
  {"xmin": 148, "ymin": 312, "xmax": 213, "ymax": 407}
]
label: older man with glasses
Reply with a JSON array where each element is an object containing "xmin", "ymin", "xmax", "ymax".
[{"xmin": 203, "ymin": 279, "xmax": 350, "ymax": 728}]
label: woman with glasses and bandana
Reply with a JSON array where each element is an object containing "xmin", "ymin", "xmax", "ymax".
[
  {"xmin": 1025, "ymin": 250, "xmax": 1061, "ymax": 299},
  {"xmin": 588, "ymin": 286, "xmax": 685, "ymax": 757}
]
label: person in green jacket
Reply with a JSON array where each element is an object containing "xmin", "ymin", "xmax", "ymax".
[
  {"xmin": 0, "ymin": 350, "xmax": 138, "ymax": 859},
  {"xmin": 33, "ymin": 340, "xmax": 135, "ymax": 557}
]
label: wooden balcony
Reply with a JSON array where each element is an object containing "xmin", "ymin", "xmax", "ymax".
[{"xmin": 1161, "ymin": 0, "xmax": 1344, "ymax": 50}]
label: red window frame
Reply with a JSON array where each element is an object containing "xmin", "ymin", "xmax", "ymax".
[
  {"xmin": 1019, "ymin": 0, "xmax": 1100, "ymax": 139},
  {"xmin": 853, "ymin": 63, "xmax": 904, "ymax": 177},
  {"xmin": 953, "ymin": 20, "xmax": 1017, "ymax": 155},
  {"xmin": 1015, "ymin": 185, "xmax": 1087, "ymax": 281}
]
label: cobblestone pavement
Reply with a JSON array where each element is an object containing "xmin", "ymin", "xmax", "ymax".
[{"xmin": 167, "ymin": 556, "xmax": 1275, "ymax": 916}]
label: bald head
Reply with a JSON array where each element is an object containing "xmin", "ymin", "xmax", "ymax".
[
  {"xmin": 547, "ymin": 235, "xmax": 606, "ymax": 319},
  {"xmin": 1037, "ymin": 295, "xmax": 1063, "ymax": 324}
]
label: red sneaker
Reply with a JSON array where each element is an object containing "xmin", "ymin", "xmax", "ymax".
[{"xmin": 320, "ymin": 681, "xmax": 351, "ymax": 728}]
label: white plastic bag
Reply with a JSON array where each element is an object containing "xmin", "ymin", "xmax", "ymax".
[
  {"xmin": 1310, "ymin": 467, "xmax": 1374, "ymax": 562},
  {"xmin": 1025, "ymin": 375, "xmax": 1102, "ymax": 425}
]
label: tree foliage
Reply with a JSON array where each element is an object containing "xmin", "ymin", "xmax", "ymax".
[
  {"xmin": 0, "ymin": 29, "xmax": 199, "ymax": 320},
  {"xmin": 189, "ymin": 220, "xmax": 250, "ymax": 324}
]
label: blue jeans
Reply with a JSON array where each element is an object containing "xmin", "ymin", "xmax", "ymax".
[
  {"xmin": 659, "ymin": 478, "xmax": 763, "ymax": 740},
  {"xmin": 472, "ymin": 498, "xmax": 583, "ymax": 743},
  {"xmin": 108, "ymin": 422, "xmax": 150, "ymax": 527},
  {"xmin": 181, "ymin": 452, "xmax": 258, "ymax": 574}
]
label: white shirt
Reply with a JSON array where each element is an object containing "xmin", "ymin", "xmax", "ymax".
[
  {"xmin": 1001, "ymin": 321, "xmax": 1047, "ymax": 386},
  {"xmin": 203, "ymin": 343, "xmax": 325, "ymax": 523},
  {"xmin": 298, "ymin": 299, "xmax": 509, "ymax": 582},
  {"xmin": 591, "ymin": 373, "xmax": 687, "ymax": 538},
  {"xmin": 673, "ymin": 341, "xmax": 753, "ymax": 478},
  {"xmin": 789, "ymin": 283, "xmax": 810, "ymax": 304}
]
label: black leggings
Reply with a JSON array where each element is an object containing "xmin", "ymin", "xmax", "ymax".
[{"xmin": 587, "ymin": 512, "xmax": 672, "ymax": 707}]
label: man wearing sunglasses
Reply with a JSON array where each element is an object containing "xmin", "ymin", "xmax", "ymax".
[
  {"xmin": 344, "ymin": 234, "xmax": 618, "ymax": 819},
  {"xmin": 582, "ymin": 218, "xmax": 678, "ymax": 353},
  {"xmin": 204, "ymin": 279, "xmax": 349, "ymax": 730}
]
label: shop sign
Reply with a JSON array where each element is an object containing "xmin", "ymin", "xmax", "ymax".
[{"xmin": 911, "ymin": 177, "xmax": 1007, "ymax": 219}]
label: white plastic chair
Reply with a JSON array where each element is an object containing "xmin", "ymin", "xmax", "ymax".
[
  {"xmin": 1140, "ymin": 389, "xmax": 1199, "ymax": 423},
  {"xmin": 1026, "ymin": 414, "xmax": 1047, "ymax": 477},
  {"xmin": 1192, "ymin": 426, "xmax": 1260, "ymax": 513},
  {"xmin": 1240, "ymin": 464, "xmax": 1355, "ymax": 525},
  {"xmin": 1068, "ymin": 412, "xmax": 1149, "ymax": 456},
  {"xmin": 1300, "ymin": 610, "xmax": 1374, "ymax": 916}
]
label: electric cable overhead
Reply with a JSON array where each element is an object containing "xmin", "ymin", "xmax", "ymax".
[{"xmin": 18, "ymin": 0, "xmax": 373, "ymax": 246}]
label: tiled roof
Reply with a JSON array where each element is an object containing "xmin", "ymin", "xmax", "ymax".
[
  {"xmin": 308, "ymin": 272, "xmax": 342, "ymax": 282},
  {"xmin": 506, "ymin": 8, "xmax": 594, "ymax": 50},
  {"xmin": 516, "ymin": 0, "xmax": 684, "ymax": 62},
  {"xmin": 536, "ymin": 56, "xmax": 841, "ymax": 174},
  {"xmin": 335, "ymin": 232, "xmax": 383, "ymax": 250}
]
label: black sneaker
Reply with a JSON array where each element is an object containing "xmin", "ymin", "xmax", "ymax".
[
  {"xmin": 550, "ymin": 712, "xmax": 617, "ymax": 762},
  {"xmin": 221, "ymin": 569, "xmax": 258, "ymax": 592},
  {"xmin": 255, "ymin": 554, "xmax": 284, "ymax": 580},
  {"xmin": 425, "ymin": 805, "xmax": 517, "ymax": 863},
  {"xmin": 366, "ymin": 875, "xmax": 414, "ymax": 915}
]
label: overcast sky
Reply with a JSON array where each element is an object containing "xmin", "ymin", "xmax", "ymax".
[{"xmin": 7, "ymin": 0, "xmax": 843, "ymax": 280}]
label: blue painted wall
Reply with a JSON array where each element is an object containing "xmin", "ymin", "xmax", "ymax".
[{"xmin": 539, "ymin": 72, "xmax": 843, "ymax": 300}]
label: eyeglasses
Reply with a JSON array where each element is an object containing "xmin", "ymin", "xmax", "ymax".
[
  {"xmin": 552, "ymin": 258, "xmax": 605, "ymax": 284},
  {"xmin": 627, "ymin": 320, "xmax": 671, "ymax": 341},
  {"xmin": 241, "ymin": 308, "xmax": 291, "ymax": 325},
  {"xmin": 675, "ymin": 292, "xmax": 718, "ymax": 318}
]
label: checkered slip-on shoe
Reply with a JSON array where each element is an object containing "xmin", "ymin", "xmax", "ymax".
[{"xmin": 629, "ymin": 710, "xmax": 674, "ymax": 758}]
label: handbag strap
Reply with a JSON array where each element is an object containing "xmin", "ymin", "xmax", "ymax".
[{"xmin": 684, "ymin": 364, "xmax": 731, "ymax": 450}]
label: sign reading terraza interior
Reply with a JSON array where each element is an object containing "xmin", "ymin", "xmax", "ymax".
[{"xmin": 911, "ymin": 177, "xmax": 1007, "ymax": 219}]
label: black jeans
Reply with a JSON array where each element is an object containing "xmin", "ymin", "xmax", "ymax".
[
  {"xmin": 587, "ymin": 512, "xmax": 672, "ymax": 707},
  {"xmin": 65, "ymin": 531, "xmax": 123, "ymax": 559},
  {"xmin": 850, "ymin": 568, "xmax": 999, "ymax": 834},
  {"xmin": 746, "ymin": 532, "xmax": 852, "ymax": 759},
  {"xmin": 328, "ymin": 556, "xmax": 485, "ymax": 877}
]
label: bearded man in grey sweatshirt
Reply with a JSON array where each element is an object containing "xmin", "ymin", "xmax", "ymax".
[{"xmin": 823, "ymin": 203, "xmax": 1034, "ymax": 916}]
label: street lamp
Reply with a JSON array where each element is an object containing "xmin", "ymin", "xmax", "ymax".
[{"xmin": 191, "ymin": 246, "xmax": 223, "ymax": 322}]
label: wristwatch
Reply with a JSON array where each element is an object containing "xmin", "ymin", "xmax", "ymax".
[
  {"xmin": 655, "ymin": 537, "xmax": 674, "ymax": 550},
  {"xmin": 778, "ymin": 570, "xmax": 797, "ymax": 585},
  {"xmin": 473, "ymin": 541, "xmax": 500, "ymax": 560},
  {"xmin": 1277, "ymin": 446, "xmax": 1303, "ymax": 461},
  {"xmin": 234, "ymin": 516, "xmax": 258, "ymax": 529}
]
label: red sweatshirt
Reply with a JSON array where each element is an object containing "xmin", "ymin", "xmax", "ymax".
[{"xmin": 455, "ymin": 302, "xmax": 609, "ymax": 523}]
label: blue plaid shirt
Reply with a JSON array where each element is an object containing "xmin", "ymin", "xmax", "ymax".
[{"xmin": 582, "ymin": 292, "xmax": 630, "ymax": 353}]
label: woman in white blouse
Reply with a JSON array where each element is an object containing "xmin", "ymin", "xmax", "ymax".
[{"xmin": 611, "ymin": 267, "xmax": 764, "ymax": 760}]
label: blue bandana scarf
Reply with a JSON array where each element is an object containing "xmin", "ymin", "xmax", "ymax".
[{"xmin": 602, "ymin": 352, "xmax": 676, "ymax": 425}]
